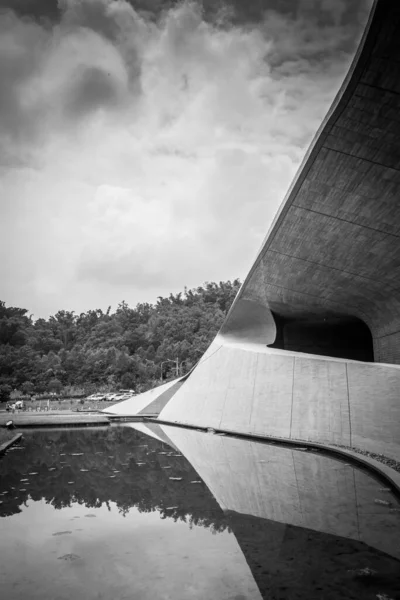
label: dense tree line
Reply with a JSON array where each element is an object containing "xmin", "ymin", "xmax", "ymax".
[{"xmin": 0, "ymin": 280, "xmax": 240, "ymax": 398}]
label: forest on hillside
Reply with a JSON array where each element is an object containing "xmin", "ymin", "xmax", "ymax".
[{"xmin": 0, "ymin": 279, "xmax": 240, "ymax": 399}]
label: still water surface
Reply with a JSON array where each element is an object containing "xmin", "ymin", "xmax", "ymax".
[{"xmin": 1, "ymin": 423, "xmax": 399, "ymax": 600}]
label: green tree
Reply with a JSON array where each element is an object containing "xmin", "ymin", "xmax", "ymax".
[
  {"xmin": 0, "ymin": 278, "xmax": 241, "ymax": 394},
  {"xmin": 49, "ymin": 311, "xmax": 77, "ymax": 350},
  {"xmin": 0, "ymin": 383, "xmax": 12, "ymax": 403},
  {"xmin": 21, "ymin": 381, "xmax": 35, "ymax": 396},
  {"xmin": 120, "ymin": 372, "xmax": 136, "ymax": 389},
  {"xmin": 48, "ymin": 378, "xmax": 62, "ymax": 394},
  {"xmin": 0, "ymin": 301, "xmax": 31, "ymax": 346}
]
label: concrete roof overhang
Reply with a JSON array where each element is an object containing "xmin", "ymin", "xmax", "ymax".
[{"xmin": 221, "ymin": 0, "xmax": 400, "ymax": 362}]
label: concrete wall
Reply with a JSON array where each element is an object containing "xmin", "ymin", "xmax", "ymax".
[
  {"xmin": 118, "ymin": 0, "xmax": 400, "ymax": 460},
  {"xmin": 122, "ymin": 422, "xmax": 180, "ymax": 451},
  {"xmin": 159, "ymin": 341, "xmax": 400, "ymax": 461},
  {"xmin": 103, "ymin": 377, "xmax": 183, "ymax": 416},
  {"xmin": 217, "ymin": 0, "xmax": 400, "ymax": 366},
  {"xmin": 161, "ymin": 426, "xmax": 400, "ymax": 560}
]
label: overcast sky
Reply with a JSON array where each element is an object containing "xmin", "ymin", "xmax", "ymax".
[{"xmin": 1, "ymin": 0, "xmax": 373, "ymax": 318}]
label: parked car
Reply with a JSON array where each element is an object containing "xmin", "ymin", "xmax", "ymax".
[
  {"xmin": 111, "ymin": 392, "xmax": 134, "ymax": 402},
  {"xmin": 85, "ymin": 393, "xmax": 107, "ymax": 401},
  {"xmin": 104, "ymin": 393, "xmax": 119, "ymax": 401}
]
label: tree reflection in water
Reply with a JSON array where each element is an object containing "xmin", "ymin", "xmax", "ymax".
[
  {"xmin": 1, "ymin": 426, "xmax": 400, "ymax": 600},
  {"xmin": 0, "ymin": 426, "xmax": 230, "ymax": 534}
]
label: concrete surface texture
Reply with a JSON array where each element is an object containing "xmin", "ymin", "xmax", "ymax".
[
  {"xmin": 102, "ymin": 378, "xmax": 184, "ymax": 416},
  {"xmin": 159, "ymin": 341, "xmax": 400, "ymax": 461},
  {"xmin": 216, "ymin": 0, "xmax": 400, "ymax": 366},
  {"xmin": 155, "ymin": 0, "xmax": 400, "ymax": 460},
  {"xmin": 160, "ymin": 426, "xmax": 400, "ymax": 560},
  {"xmin": 0, "ymin": 413, "xmax": 110, "ymax": 427},
  {"xmin": 120, "ymin": 422, "xmax": 180, "ymax": 451},
  {"xmin": 111, "ymin": 0, "xmax": 400, "ymax": 459}
]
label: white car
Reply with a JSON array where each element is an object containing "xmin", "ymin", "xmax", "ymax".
[
  {"xmin": 112, "ymin": 393, "xmax": 134, "ymax": 402},
  {"xmin": 86, "ymin": 393, "xmax": 107, "ymax": 401}
]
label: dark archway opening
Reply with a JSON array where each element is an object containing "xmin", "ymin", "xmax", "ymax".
[{"xmin": 268, "ymin": 313, "xmax": 374, "ymax": 362}]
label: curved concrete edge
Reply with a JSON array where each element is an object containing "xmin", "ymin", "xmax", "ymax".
[
  {"xmin": 102, "ymin": 377, "xmax": 184, "ymax": 416},
  {"xmin": 137, "ymin": 379, "xmax": 185, "ymax": 416},
  {"xmin": 318, "ymin": 445, "xmax": 400, "ymax": 496},
  {"xmin": 119, "ymin": 422, "xmax": 180, "ymax": 452},
  {"xmin": 157, "ymin": 420, "xmax": 400, "ymax": 560},
  {"xmin": 219, "ymin": 298, "xmax": 276, "ymax": 345},
  {"xmin": 210, "ymin": 335, "xmax": 400, "ymax": 367},
  {"xmin": 158, "ymin": 344, "xmax": 400, "ymax": 462},
  {"xmin": 148, "ymin": 418, "xmax": 400, "ymax": 498},
  {"xmin": 219, "ymin": 0, "xmax": 379, "ymax": 340},
  {"xmin": 0, "ymin": 432, "xmax": 23, "ymax": 454}
]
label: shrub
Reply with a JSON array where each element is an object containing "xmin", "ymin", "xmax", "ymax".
[{"xmin": 0, "ymin": 384, "xmax": 12, "ymax": 403}]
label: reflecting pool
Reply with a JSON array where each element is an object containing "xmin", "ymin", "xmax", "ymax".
[{"xmin": 1, "ymin": 423, "xmax": 400, "ymax": 600}]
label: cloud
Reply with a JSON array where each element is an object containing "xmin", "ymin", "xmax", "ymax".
[{"xmin": 0, "ymin": 0, "xmax": 373, "ymax": 317}]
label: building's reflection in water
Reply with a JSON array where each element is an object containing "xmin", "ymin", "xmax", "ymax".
[
  {"xmin": 130, "ymin": 423, "xmax": 400, "ymax": 599},
  {"xmin": 1, "ymin": 423, "xmax": 399, "ymax": 599}
]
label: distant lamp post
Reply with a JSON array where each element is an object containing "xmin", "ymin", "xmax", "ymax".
[{"xmin": 160, "ymin": 349, "xmax": 205, "ymax": 382}]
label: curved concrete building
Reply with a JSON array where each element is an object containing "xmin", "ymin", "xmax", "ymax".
[
  {"xmin": 158, "ymin": 426, "xmax": 400, "ymax": 560},
  {"xmin": 109, "ymin": 0, "xmax": 400, "ymax": 460},
  {"xmin": 116, "ymin": 423, "xmax": 400, "ymax": 598},
  {"xmin": 129, "ymin": 424, "xmax": 400, "ymax": 598},
  {"xmin": 212, "ymin": 0, "xmax": 400, "ymax": 363}
]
